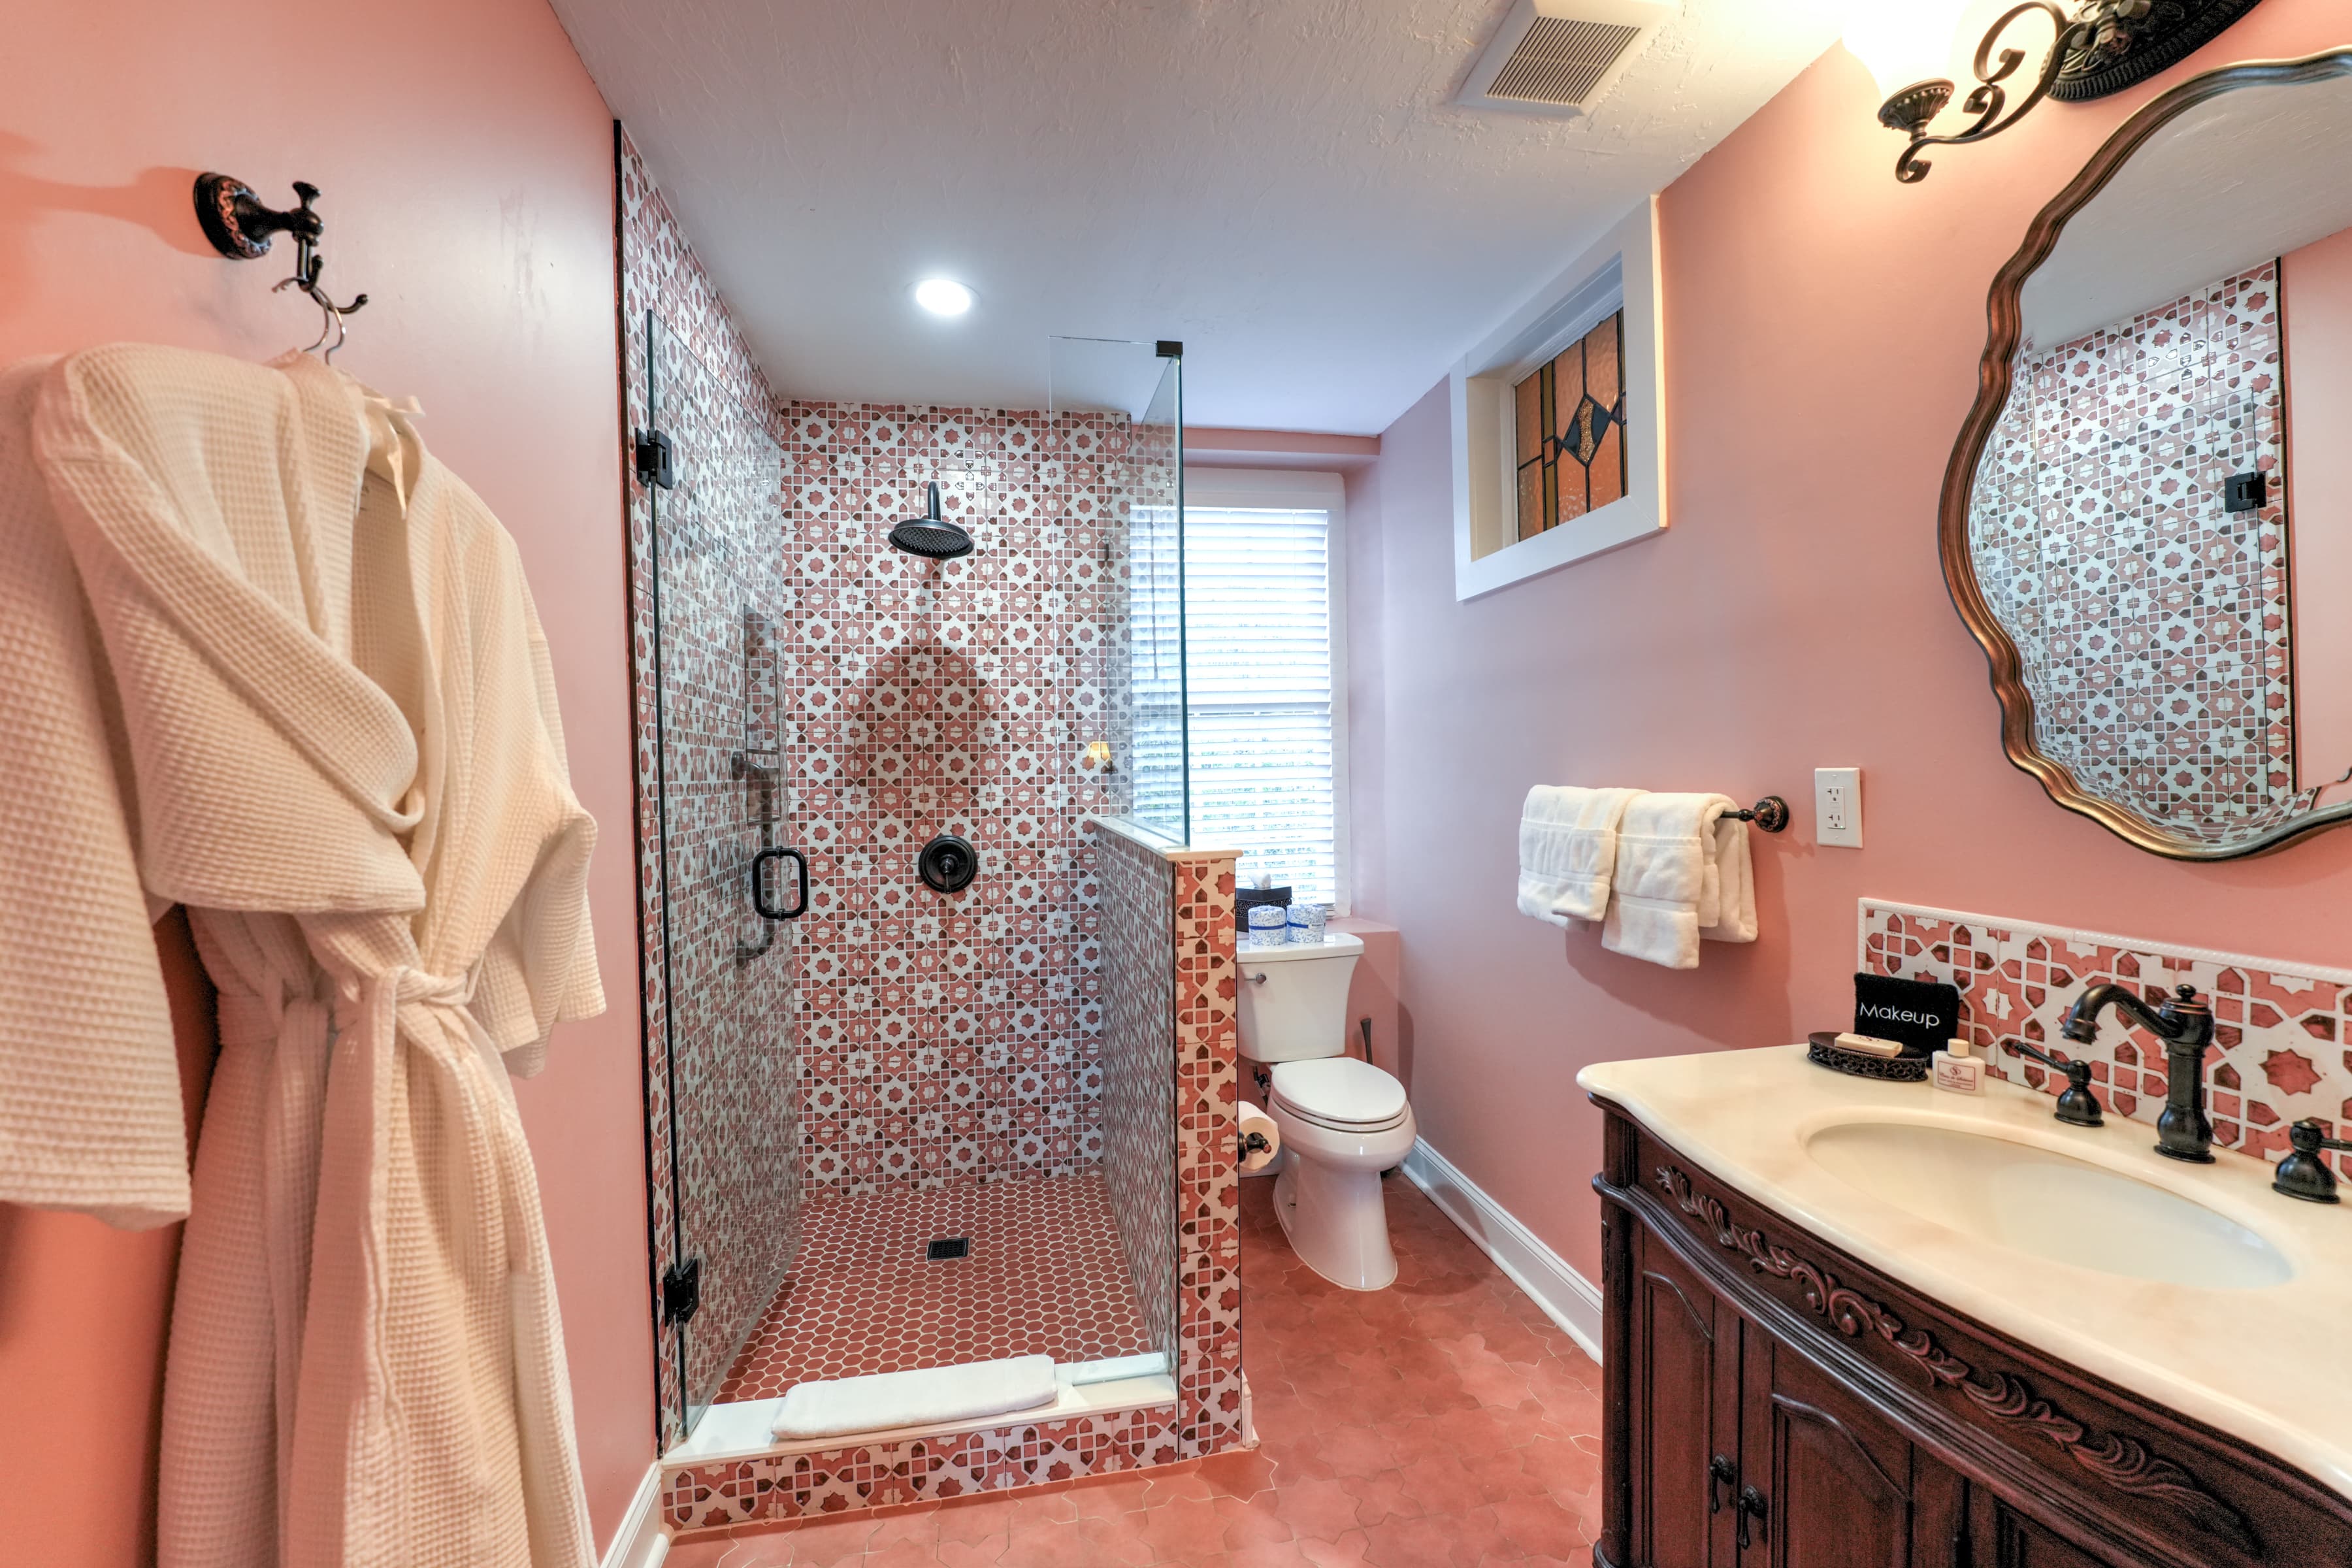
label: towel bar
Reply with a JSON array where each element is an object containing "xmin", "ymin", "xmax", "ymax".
[{"xmin": 1722, "ymin": 796, "xmax": 1790, "ymax": 833}]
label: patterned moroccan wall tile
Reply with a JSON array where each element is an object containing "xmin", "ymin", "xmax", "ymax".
[
  {"xmin": 780, "ymin": 401, "xmax": 1135, "ymax": 1193},
  {"xmin": 1861, "ymin": 899, "xmax": 2352, "ymax": 1173}
]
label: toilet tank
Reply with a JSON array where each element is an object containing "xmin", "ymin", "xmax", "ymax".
[{"xmin": 1235, "ymin": 933, "xmax": 1365, "ymax": 1062}]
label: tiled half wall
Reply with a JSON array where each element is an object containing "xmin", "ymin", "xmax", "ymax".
[{"xmin": 1863, "ymin": 899, "xmax": 2352, "ymax": 1176}]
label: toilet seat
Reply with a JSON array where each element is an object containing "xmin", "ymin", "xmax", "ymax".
[{"xmin": 1269, "ymin": 1058, "xmax": 1409, "ymax": 1133}]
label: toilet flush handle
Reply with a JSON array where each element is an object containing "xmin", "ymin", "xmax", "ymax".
[{"xmin": 1245, "ymin": 971, "xmax": 1268, "ymax": 985}]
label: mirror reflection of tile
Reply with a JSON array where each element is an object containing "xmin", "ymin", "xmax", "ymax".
[{"xmin": 1972, "ymin": 263, "xmax": 2292, "ymax": 842}]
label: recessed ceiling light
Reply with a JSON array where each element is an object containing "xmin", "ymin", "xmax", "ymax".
[{"xmin": 913, "ymin": 278, "xmax": 974, "ymax": 317}]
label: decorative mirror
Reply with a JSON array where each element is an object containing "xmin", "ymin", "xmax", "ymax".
[{"xmin": 1946, "ymin": 49, "xmax": 2352, "ymax": 858}]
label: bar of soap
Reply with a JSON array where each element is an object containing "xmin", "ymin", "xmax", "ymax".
[{"xmin": 1832, "ymin": 1032, "xmax": 1905, "ymax": 1060}]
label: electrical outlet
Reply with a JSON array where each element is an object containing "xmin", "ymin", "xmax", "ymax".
[{"xmin": 1816, "ymin": 768, "xmax": 1862, "ymax": 849}]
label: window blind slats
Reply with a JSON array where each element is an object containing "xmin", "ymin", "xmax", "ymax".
[{"xmin": 1185, "ymin": 504, "xmax": 1337, "ymax": 906}]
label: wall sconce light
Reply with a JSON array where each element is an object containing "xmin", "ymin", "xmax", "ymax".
[
  {"xmin": 1080, "ymin": 740, "xmax": 1116, "ymax": 774},
  {"xmin": 1847, "ymin": 0, "xmax": 2268, "ymax": 183}
]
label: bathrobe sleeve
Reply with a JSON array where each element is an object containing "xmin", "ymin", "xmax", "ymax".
[{"xmin": 0, "ymin": 358, "xmax": 188, "ymax": 1228}]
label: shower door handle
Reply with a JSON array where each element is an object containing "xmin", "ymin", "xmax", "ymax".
[{"xmin": 752, "ymin": 847, "xmax": 809, "ymax": 921}]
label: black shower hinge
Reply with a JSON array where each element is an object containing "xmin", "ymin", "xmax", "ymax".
[
  {"xmin": 634, "ymin": 427, "xmax": 676, "ymax": 490},
  {"xmin": 661, "ymin": 1256, "xmax": 701, "ymax": 1326},
  {"xmin": 1155, "ymin": 340, "xmax": 1183, "ymax": 359}
]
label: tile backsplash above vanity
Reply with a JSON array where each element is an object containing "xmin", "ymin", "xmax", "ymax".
[{"xmin": 1862, "ymin": 900, "xmax": 2352, "ymax": 1176}]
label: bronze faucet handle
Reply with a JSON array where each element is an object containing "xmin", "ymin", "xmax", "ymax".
[
  {"xmin": 2274, "ymin": 1119, "xmax": 2352, "ymax": 1205},
  {"xmin": 2004, "ymin": 1040, "xmax": 2103, "ymax": 1128}
]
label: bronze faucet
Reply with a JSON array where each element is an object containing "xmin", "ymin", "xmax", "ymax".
[{"xmin": 2059, "ymin": 983, "xmax": 2215, "ymax": 1163}]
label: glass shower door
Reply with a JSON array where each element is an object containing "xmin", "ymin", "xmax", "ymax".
[
  {"xmin": 1127, "ymin": 351, "xmax": 1188, "ymax": 840},
  {"xmin": 642, "ymin": 311, "xmax": 803, "ymax": 1442}
]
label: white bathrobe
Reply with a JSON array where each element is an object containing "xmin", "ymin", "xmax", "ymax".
[{"xmin": 15, "ymin": 344, "xmax": 602, "ymax": 1568}]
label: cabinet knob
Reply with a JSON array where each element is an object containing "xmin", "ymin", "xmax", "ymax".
[
  {"xmin": 1737, "ymin": 1485, "xmax": 1769, "ymax": 1548},
  {"xmin": 1707, "ymin": 1454, "xmax": 1737, "ymax": 1514}
]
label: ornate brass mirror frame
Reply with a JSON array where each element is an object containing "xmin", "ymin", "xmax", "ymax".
[{"xmin": 1940, "ymin": 47, "xmax": 2352, "ymax": 860}]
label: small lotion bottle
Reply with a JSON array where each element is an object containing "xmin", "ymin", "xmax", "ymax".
[{"xmin": 1933, "ymin": 1036, "xmax": 1985, "ymax": 1095}]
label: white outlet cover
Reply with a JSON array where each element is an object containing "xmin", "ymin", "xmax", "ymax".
[{"xmin": 1816, "ymin": 768, "xmax": 1862, "ymax": 849}]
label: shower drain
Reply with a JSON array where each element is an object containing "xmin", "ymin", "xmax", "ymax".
[{"xmin": 926, "ymin": 1237, "xmax": 971, "ymax": 1262}]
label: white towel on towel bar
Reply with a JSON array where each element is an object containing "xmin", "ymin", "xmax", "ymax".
[
  {"xmin": 772, "ymin": 1354, "xmax": 1059, "ymax": 1441},
  {"xmin": 1603, "ymin": 794, "xmax": 1757, "ymax": 968},
  {"xmin": 1516, "ymin": 786, "xmax": 1642, "ymax": 928}
]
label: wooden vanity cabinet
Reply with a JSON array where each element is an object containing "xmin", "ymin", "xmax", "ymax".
[
  {"xmin": 1593, "ymin": 1100, "xmax": 2352, "ymax": 1568},
  {"xmin": 1623, "ymin": 1219, "xmax": 1961, "ymax": 1567}
]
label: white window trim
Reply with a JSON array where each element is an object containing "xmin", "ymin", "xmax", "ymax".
[
  {"xmin": 1450, "ymin": 196, "xmax": 1667, "ymax": 601},
  {"xmin": 1183, "ymin": 466, "xmax": 1352, "ymax": 914}
]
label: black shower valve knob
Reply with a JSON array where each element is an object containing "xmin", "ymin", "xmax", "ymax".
[{"xmin": 918, "ymin": 834, "xmax": 978, "ymax": 894}]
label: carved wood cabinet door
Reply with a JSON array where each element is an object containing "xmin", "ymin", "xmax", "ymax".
[
  {"xmin": 1625, "ymin": 1233, "xmax": 1741, "ymax": 1567},
  {"xmin": 1739, "ymin": 1318, "xmax": 1968, "ymax": 1568}
]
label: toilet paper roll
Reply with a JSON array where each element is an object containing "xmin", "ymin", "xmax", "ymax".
[{"xmin": 1237, "ymin": 1102, "xmax": 1281, "ymax": 1174}]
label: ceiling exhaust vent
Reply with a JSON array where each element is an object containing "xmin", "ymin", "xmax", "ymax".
[{"xmin": 1456, "ymin": 0, "xmax": 1676, "ymax": 118}]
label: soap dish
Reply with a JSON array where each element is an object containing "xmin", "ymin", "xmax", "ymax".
[{"xmin": 1806, "ymin": 1030, "xmax": 1929, "ymax": 1083}]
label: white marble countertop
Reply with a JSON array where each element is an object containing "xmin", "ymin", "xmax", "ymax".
[{"xmin": 1578, "ymin": 1044, "xmax": 2352, "ymax": 1502}]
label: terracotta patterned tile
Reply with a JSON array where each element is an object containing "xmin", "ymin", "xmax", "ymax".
[{"xmin": 1863, "ymin": 900, "xmax": 2352, "ymax": 1173}]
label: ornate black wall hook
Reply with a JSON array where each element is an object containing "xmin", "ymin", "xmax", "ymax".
[
  {"xmin": 194, "ymin": 174, "xmax": 322, "ymax": 259},
  {"xmin": 194, "ymin": 173, "xmax": 368, "ymax": 317}
]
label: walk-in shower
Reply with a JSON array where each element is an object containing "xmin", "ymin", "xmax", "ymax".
[{"xmin": 629, "ymin": 300, "xmax": 1189, "ymax": 1452}]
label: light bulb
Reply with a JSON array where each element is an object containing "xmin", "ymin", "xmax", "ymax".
[
  {"xmin": 1842, "ymin": 0, "xmax": 1973, "ymax": 100},
  {"xmin": 913, "ymin": 278, "xmax": 974, "ymax": 318}
]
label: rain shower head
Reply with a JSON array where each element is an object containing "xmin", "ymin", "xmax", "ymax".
[{"xmin": 889, "ymin": 482, "xmax": 974, "ymax": 561}]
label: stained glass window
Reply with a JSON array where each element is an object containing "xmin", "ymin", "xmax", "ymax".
[{"xmin": 1513, "ymin": 310, "xmax": 1627, "ymax": 541}]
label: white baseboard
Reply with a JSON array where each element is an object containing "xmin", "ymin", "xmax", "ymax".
[
  {"xmin": 1400, "ymin": 1139, "xmax": 1604, "ymax": 1365},
  {"xmin": 600, "ymin": 1461, "xmax": 668, "ymax": 1568}
]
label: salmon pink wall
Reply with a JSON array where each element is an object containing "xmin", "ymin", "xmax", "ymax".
[
  {"xmin": 1345, "ymin": 0, "xmax": 2352, "ymax": 1290},
  {"xmin": 0, "ymin": 0, "xmax": 651, "ymax": 1560},
  {"xmin": 2283, "ymin": 226, "xmax": 2352, "ymax": 794}
]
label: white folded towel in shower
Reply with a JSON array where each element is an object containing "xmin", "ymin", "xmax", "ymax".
[
  {"xmin": 1517, "ymin": 786, "xmax": 1642, "ymax": 928},
  {"xmin": 771, "ymin": 1354, "xmax": 1058, "ymax": 1441},
  {"xmin": 1603, "ymin": 794, "xmax": 1757, "ymax": 968}
]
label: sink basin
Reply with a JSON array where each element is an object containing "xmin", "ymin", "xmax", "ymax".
[{"xmin": 1802, "ymin": 1120, "xmax": 2292, "ymax": 1290}]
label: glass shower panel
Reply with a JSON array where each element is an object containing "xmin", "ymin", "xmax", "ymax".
[
  {"xmin": 644, "ymin": 312, "xmax": 802, "ymax": 1440},
  {"xmin": 1128, "ymin": 352, "xmax": 1187, "ymax": 839}
]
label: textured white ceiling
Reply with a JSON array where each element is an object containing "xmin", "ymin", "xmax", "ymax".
[
  {"xmin": 2023, "ymin": 76, "xmax": 2352, "ymax": 348},
  {"xmin": 549, "ymin": 0, "xmax": 1844, "ymax": 433}
]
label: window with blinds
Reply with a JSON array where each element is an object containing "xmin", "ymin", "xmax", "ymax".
[{"xmin": 1183, "ymin": 473, "xmax": 1346, "ymax": 908}]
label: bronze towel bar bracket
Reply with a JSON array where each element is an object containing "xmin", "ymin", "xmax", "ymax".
[{"xmin": 1723, "ymin": 796, "xmax": 1791, "ymax": 834}]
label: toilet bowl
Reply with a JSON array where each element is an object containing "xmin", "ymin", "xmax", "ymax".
[{"xmin": 1235, "ymin": 932, "xmax": 1416, "ymax": 1291}]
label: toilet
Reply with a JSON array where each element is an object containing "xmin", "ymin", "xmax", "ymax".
[{"xmin": 1235, "ymin": 932, "xmax": 1416, "ymax": 1291}]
